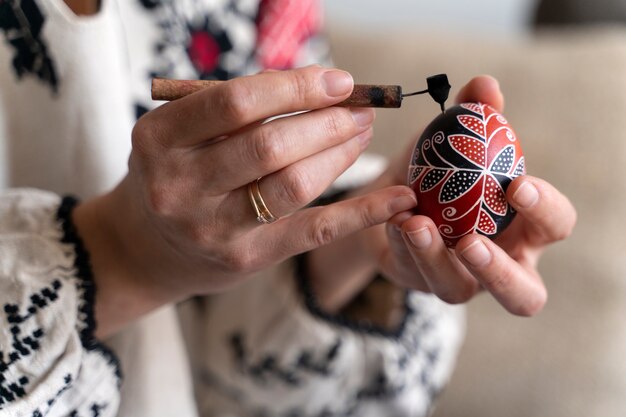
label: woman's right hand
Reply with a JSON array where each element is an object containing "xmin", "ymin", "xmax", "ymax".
[{"xmin": 75, "ymin": 66, "xmax": 417, "ymax": 337}]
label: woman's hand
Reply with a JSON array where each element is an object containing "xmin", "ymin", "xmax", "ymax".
[
  {"xmin": 309, "ymin": 76, "xmax": 576, "ymax": 318},
  {"xmin": 74, "ymin": 66, "xmax": 418, "ymax": 338},
  {"xmin": 377, "ymin": 76, "xmax": 576, "ymax": 315}
]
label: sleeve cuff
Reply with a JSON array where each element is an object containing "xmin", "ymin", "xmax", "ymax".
[
  {"xmin": 294, "ymin": 252, "xmax": 413, "ymax": 339},
  {"xmin": 56, "ymin": 196, "xmax": 122, "ymax": 381}
]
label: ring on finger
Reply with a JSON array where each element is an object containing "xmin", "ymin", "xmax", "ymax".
[{"xmin": 248, "ymin": 177, "xmax": 279, "ymax": 224}]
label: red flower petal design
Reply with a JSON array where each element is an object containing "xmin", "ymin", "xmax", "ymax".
[
  {"xmin": 477, "ymin": 209, "xmax": 497, "ymax": 235},
  {"xmin": 458, "ymin": 115, "xmax": 485, "ymax": 138},
  {"xmin": 449, "ymin": 134, "xmax": 485, "ymax": 167},
  {"xmin": 484, "ymin": 175, "xmax": 508, "ymax": 216},
  {"xmin": 460, "ymin": 103, "xmax": 484, "ymax": 116}
]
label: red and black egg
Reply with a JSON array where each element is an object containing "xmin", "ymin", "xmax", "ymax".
[{"xmin": 407, "ymin": 103, "xmax": 525, "ymax": 247}]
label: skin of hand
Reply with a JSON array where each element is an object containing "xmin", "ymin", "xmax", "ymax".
[
  {"xmin": 72, "ymin": 66, "xmax": 418, "ymax": 339},
  {"xmin": 308, "ymin": 76, "xmax": 577, "ymax": 318}
]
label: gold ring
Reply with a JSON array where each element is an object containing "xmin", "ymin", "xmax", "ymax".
[{"xmin": 248, "ymin": 178, "xmax": 278, "ymax": 224}]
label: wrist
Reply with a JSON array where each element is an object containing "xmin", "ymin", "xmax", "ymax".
[{"xmin": 72, "ymin": 179, "xmax": 186, "ymax": 338}]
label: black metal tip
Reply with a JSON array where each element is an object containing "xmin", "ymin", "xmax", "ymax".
[{"xmin": 426, "ymin": 74, "xmax": 451, "ymax": 113}]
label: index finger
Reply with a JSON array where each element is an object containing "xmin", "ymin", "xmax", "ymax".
[
  {"xmin": 141, "ymin": 66, "xmax": 355, "ymax": 147},
  {"xmin": 456, "ymin": 235, "xmax": 547, "ymax": 316},
  {"xmin": 455, "ymin": 75, "xmax": 505, "ymax": 113}
]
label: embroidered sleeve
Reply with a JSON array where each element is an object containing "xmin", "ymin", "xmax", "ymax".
[
  {"xmin": 183, "ymin": 260, "xmax": 465, "ymax": 417},
  {"xmin": 0, "ymin": 189, "xmax": 121, "ymax": 416}
]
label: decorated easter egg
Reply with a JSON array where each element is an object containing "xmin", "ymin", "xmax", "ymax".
[{"xmin": 408, "ymin": 103, "xmax": 525, "ymax": 247}]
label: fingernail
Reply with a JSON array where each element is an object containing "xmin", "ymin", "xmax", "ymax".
[
  {"xmin": 407, "ymin": 227, "xmax": 432, "ymax": 249},
  {"xmin": 355, "ymin": 129, "xmax": 372, "ymax": 150},
  {"xmin": 460, "ymin": 240, "xmax": 492, "ymax": 267},
  {"xmin": 513, "ymin": 181, "xmax": 539, "ymax": 208},
  {"xmin": 351, "ymin": 108, "xmax": 375, "ymax": 127},
  {"xmin": 322, "ymin": 70, "xmax": 354, "ymax": 97},
  {"xmin": 390, "ymin": 194, "xmax": 417, "ymax": 213}
]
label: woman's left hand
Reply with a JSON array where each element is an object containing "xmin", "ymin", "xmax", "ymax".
[{"xmin": 372, "ymin": 76, "xmax": 577, "ymax": 316}]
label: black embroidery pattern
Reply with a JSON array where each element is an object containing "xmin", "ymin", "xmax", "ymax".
[
  {"xmin": 295, "ymin": 189, "xmax": 413, "ymax": 338},
  {"xmin": 32, "ymin": 374, "xmax": 73, "ymax": 417},
  {"xmin": 0, "ymin": 0, "xmax": 59, "ymax": 92},
  {"xmin": 69, "ymin": 402, "xmax": 109, "ymax": 417},
  {"xmin": 0, "ymin": 279, "xmax": 60, "ymax": 406},
  {"xmin": 0, "ymin": 197, "xmax": 121, "ymax": 411},
  {"xmin": 190, "ymin": 189, "xmax": 448, "ymax": 415},
  {"xmin": 296, "ymin": 254, "xmax": 413, "ymax": 339},
  {"xmin": 57, "ymin": 197, "xmax": 122, "ymax": 383},
  {"xmin": 230, "ymin": 332, "xmax": 342, "ymax": 387},
  {"xmin": 194, "ymin": 288, "xmax": 447, "ymax": 416}
]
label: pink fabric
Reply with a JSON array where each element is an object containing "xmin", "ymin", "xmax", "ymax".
[{"xmin": 256, "ymin": 0, "xmax": 322, "ymax": 69}]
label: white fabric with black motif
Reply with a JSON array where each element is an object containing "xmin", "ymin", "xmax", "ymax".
[
  {"xmin": 0, "ymin": 0, "xmax": 465, "ymax": 416},
  {"xmin": 0, "ymin": 189, "xmax": 120, "ymax": 416}
]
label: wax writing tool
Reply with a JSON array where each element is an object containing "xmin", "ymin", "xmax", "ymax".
[{"xmin": 151, "ymin": 74, "xmax": 450, "ymax": 112}]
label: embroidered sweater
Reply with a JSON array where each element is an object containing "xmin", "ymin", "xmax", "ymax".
[{"xmin": 0, "ymin": 1, "xmax": 465, "ymax": 415}]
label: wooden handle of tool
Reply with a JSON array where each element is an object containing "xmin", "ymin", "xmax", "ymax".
[{"xmin": 151, "ymin": 78, "xmax": 403, "ymax": 108}]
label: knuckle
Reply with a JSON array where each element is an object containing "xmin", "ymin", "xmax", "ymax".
[
  {"xmin": 288, "ymin": 70, "xmax": 316, "ymax": 104},
  {"xmin": 282, "ymin": 168, "xmax": 315, "ymax": 207},
  {"xmin": 188, "ymin": 222, "xmax": 212, "ymax": 247},
  {"xmin": 250, "ymin": 126, "xmax": 286, "ymax": 170},
  {"xmin": 342, "ymin": 134, "xmax": 366, "ymax": 162},
  {"xmin": 131, "ymin": 117, "xmax": 162, "ymax": 153},
  {"xmin": 482, "ymin": 267, "xmax": 514, "ymax": 294},
  {"xmin": 217, "ymin": 82, "xmax": 255, "ymax": 124},
  {"xmin": 307, "ymin": 213, "xmax": 341, "ymax": 247},
  {"xmin": 358, "ymin": 200, "xmax": 380, "ymax": 227},
  {"xmin": 321, "ymin": 107, "xmax": 351, "ymax": 139},
  {"xmin": 355, "ymin": 196, "xmax": 387, "ymax": 227},
  {"xmin": 214, "ymin": 245, "xmax": 257, "ymax": 274},
  {"xmin": 146, "ymin": 182, "xmax": 176, "ymax": 216}
]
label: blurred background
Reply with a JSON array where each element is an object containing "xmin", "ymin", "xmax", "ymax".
[
  {"xmin": 325, "ymin": 0, "xmax": 539, "ymax": 38},
  {"xmin": 321, "ymin": 1, "xmax": 626, "ymax": 417}
]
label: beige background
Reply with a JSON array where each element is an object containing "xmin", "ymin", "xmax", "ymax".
[{"xmin": 328, "ymin": 25, "xmax": 626, "ymax": 417}]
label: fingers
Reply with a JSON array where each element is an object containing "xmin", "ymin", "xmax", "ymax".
[
  {"xmin": 136, "ymin": 66, "xmax": 354, "ymax": 148},
  {"xmin": 390, "ymin": 214, "xmax": 547, "ymax": 316},
  {"xmin": 214, "ymin": 127, "xmax": 373, "ymax": 228},
  {"xmin": 378, "ymin": 213, "xmax": 431, "ymax": 292},
  {"xmin": 196, "ymin": 107, "xmax": 375, "ymax": 194},
  {"xmin": 455, "ymin": 75, "xmax": 505, "ymax": 112},
  {"xmin": 383, "ymin": 209, "xmax": 549, "ymax": 316},
  {"xmin": 256, "ymin": 128, "xmax": 374, "ymax": 220},
  {"xmin": 256, "ymin": 186, "xmax": 417, "ymax": 263},
  {"xmin": 399, "ymin": 216, "xmax": 480, "ymax": 303},
  {"xmin": 456, "ymin": 235, "xmax": 547, "ymax": 316},
  {"xmin": 507, "ymin": 175, "xmax": 577, "ymax": 246}
]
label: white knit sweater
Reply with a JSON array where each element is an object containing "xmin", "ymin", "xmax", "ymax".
[{"xmin": 0, "ymin": 1, "xmax": 465, "ymax": 415}]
